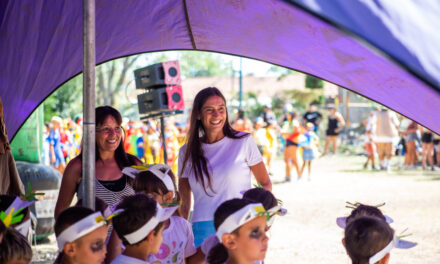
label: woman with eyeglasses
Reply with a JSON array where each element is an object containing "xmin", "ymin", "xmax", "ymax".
[{"xmin": 55, "ymin": 106, "xmax": 141, "ymax": 218}]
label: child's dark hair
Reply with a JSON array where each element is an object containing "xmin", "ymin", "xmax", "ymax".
[
  {"xmin": 346, "ymin": 204, "xmax": 386, "ymax": 226},
  {"xmin": 0, "ymin": 227, "xmax": 32, "ymax": 263},
  {"xmin": 133, "ymin": 169, "xmax": 181, "ymax": 204},
  {"xmin": 207, "ymin": 198, "xmax": 254, "ymax": 264},
  {"xmin": 76, "ymin": 196, "xmax": 108, "ymax": 215},
  {"xmin": 344, "ymin": 216, "xmax": 394, "ymax": 264},
  {"xmin": 113, "ymin": 194, "xmax": 164, "ymax": 246},
  {"xmin": 243, "ymin": 188, "xmax": 277, "ymax": 210},
  {"xmin": 54, "ymin": 206, "xmax": 97, "ymax": 263},
  {"xmin": 0, "ymin": 195, "xmax": 30, "ymax": 226},
  {"xmin": 0, "ymin": 220, "xmax": 6, "ymax": 240}
]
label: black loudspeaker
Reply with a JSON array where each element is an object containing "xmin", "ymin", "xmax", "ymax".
[
  {"xmin": 137, "ymin": 85, "xmax": 184, "ymax": 115},
  {"xmin": 134, "ymin": 60, "xmax": 181, "ymax": 89}
]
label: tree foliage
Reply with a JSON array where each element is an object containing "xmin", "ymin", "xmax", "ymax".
[
  {"xmin": 178, "ymin": 51, "xmax": 231, "ymax": 77},
  {"xmin": 305, "ymin": 75, "xmax": 324, "ymax": 89},
  {"xmin": 43, "ymin": 75, "xmax": 82, "ymax": 122}
]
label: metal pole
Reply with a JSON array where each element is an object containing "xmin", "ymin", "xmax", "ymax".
[
  {"xmin": 82, "ymin": 0, "xmax": 96, "ymax": 210},
  {"xmin": 160, "ymin": 116, "xmax": 167, "ymax": 164},
  {"xmin": 239, "ymin": 58, "xmax": 243, "ymax": 110}
]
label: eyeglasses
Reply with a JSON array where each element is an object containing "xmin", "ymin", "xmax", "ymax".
[{"xmin": 96, "ymin": 126, "xmax": 122, "ymax": 135}]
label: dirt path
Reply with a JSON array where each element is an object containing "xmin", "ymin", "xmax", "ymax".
[{"xmin": 265, "ymin": 155, "xmax": 440, "ymax": 263}]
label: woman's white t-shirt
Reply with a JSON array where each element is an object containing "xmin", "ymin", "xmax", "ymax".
[{"xmin": 178, "ymin": 133, "xmax": 263, "ymax": 222}]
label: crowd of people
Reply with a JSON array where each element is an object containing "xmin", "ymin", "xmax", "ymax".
[
  {"xmin": 1, "ymin": 87, "xmax": 419, "ymax": 264},
  {"xmin": 43, "ymin": 114, "xmax": 186, "ymax": 175},
  {"xmin": 363, "ymin": 108, "xmax": 440, "ymax": 172}
]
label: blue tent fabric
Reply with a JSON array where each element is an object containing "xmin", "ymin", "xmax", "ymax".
[{"xmin": 1, "ymin": 0, "xmax": 439, "ymax": 139}]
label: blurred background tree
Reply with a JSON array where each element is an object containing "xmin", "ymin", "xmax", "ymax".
[{"xmin": 305, "ymin": 75, "xmax": 324, "ymax": 89}]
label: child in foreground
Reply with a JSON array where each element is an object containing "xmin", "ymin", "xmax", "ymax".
[
  {"xmin": 129, "ymin": 164, "xmax": 197, "ymax": 264},
  {"xmin": 207, "ymin": 198, "xmax": 270, "ymax": 264},
  {"xmin": 54, "ymin": 206, "xmax": 109, "ymax": 264},
  {"xmin": 336, "ymin": 203, "xmax": 393, "ymax": 229},
  {"xmin": 344, "ymin": 216, "xmax": 394, "ymax": 264},
  {"xmin": 0, "ymin": 189, "xmax": 45, "ymax": 264},
  {"xmin": 111, "ymin": 193, "xmax": 178, "ymax": 264},
  {"xmin": 339, "ymin": 203, "xmax": 416, "ymax": 264},
  {"xmin": 0, "ymin": 224, "xmax": 32, "ymax": 264},
  {"xmin": 0, "ymin": 194, "xmax": 33, "ymax": 240},
  {"xmin": 200, "ymin": 188, "xmax": 286, "ymax": 263}
]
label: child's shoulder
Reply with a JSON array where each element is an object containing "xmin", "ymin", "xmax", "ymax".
[{"xmin": 170, "ymin": 216, "xmax": 192, "ymax": 230}]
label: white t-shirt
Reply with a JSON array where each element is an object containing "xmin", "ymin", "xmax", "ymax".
[
  {"xmin": 178, "ymin": 133, "xmax": 263, "ymax": 222},
  {"xmin": 201, "ymin": 234, "xmax": 263, "ymax": 264},
  {"xmin": 111, "ymin": 254, "xmax": 151, "ymax": 264},
  {"xmin": 149, "ymin": 216, "xmax": 197, "ymax": 263}
]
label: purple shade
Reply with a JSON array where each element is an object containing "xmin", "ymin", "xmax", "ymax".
[{"xmin": 1, "ymin": 0, "xmax": 439, "ymax": 140}]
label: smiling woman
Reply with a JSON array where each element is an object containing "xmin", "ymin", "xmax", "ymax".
[
  {"xmin": 54, "ymin": 106, "xmax": 141, "ymax": 219},
  {"xmin": 178, "ymin": 87, "xmax": 272, "ymax": 247}
]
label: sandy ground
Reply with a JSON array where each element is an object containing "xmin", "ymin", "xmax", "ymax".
[
  {"xmin": 32, "ymin": 154, "xmax": 440, "ymax": 263},
  {"xmin": 265, "ymin": 155, "xmax": 440, "ymax": 264}
]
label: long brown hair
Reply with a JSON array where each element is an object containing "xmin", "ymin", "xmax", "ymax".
[
  {"xmin": 79, "ymin": 106, "xmax": 139, "ymax": 169},
  {"xmin": 180, "ymin": 87, "xmax": 246, "ymax": 195}
]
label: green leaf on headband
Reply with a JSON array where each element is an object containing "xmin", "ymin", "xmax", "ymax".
[
  {"xmin": 397, "ymin": 228, "xmax": 413, "ymax": 239},
  {"xmin": 20, "ymin": 182, "xmax": 45, "ymax": 202}
]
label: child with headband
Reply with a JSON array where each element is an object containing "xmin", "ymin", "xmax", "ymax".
[
  {"xmin": 339, "ymin": 203, "xmax": 416, "ymax": 264},
  {"xmin": 127, "ymin": 164, "xmax": 197, "ymax": 264},
  {"xmin": 207, "ymin": 198, "xmax": 270, "ymax": 264},
  {"xmin": 0, "ymin": 194, "xmax": 32, "ymax": 240},
  {"xmin": 201, "ymin": 188, "xmax": 286, "ymax": 263},
  {"xmin": 111, "ymin": 193, "xmax": 178, "ymax": 264},
  {"xmin": 336, "ymin": 203, "xmax": 394, "ymax": 229},
  {"xmin": 54, "ymin": 206, "xmax": 109, "ymax": 264},
  {"xmin": 0, "ymin": 225, "xmax": 32, "ymax": 264}
]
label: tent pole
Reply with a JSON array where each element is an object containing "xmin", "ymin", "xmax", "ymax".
[{"xmin": 82, "ymin": 0, "xmax": 96, "ymax": 210}]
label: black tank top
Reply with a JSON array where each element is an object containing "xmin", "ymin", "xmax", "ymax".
[{"xmin": 327, "ymin": 116, "xmax": 339, "ymax": 135}]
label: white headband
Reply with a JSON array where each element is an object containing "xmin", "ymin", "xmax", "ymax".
[
  {"xmin": 369, "ymin": 235, "xmax": 417, "ymax": 264},
  {"xmin": 124, "ymin": 203, "xmax": 178, "ymax": 245},
  {"xmin": 267, "ymin": 205, "xmax": 287, "ymax": 226},
  {"xmin": 122, "ymin": 164, "xmax": 175, "ymax": 197},
  {"xmin": 216, "ymin": 203, "xmax": 266, "ymax": 241},
  {"xmin": 336, "ymin": 215, "xmax": 394, "ymax": 229},
  {"xmin": 56, "ymin": 212, "xmax": 106, "ymax": 252},
  {"xmin": 14, "ymin": 218, "xmax": 31, "ymax": 237}
]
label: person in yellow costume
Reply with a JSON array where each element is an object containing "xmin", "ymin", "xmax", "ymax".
[{"xmin": 265, "ymin": 120, "xmax": 277, "ymax": 175}]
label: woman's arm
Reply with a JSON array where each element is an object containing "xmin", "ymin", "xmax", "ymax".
[
  {"xmin": 178, "ymin": 177, "xmax": 192, "ymax": 220},
  {"xmin": 336, "ymin": 113, "xmax": 346, "ymax": 132},
  {"xmin": 250, "ymin": 162, "xmax": 272, "ymax": 191},
  {"xmin": 54, "ymin": 157, "xmax": 81, "ymax": 218}
]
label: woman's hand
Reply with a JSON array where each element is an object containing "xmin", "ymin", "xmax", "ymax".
[
  {"xmin": 54, "ymin": 157, "xmax": 81, "ymax": 218},
  {"xmin": 178, "ymin": 178, "xmax": 192, "ymax": 220},
  {"xmin": 250, "ymin": 162, "xmax": 272, "ymax": 191}
]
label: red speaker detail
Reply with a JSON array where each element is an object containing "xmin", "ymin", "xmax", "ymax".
[
  {"xmin": 166, "ymin": 85, "xmax": 184, "ymax": 110},
  {"xmin": 162, "ymin": 61, "xmax": 181, "ymax": 85}
]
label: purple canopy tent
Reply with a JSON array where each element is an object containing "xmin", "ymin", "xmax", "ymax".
[{"xmin": 1, "ymin": 0, "xmax": 440, "ymax": 137}]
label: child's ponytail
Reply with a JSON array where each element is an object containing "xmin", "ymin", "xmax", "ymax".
[{"xmin": 207, "ymin": 242, "xmax": 228, "ymax": 264}]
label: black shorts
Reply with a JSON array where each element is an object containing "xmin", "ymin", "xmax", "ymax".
[
  {"xmin": 422, "ymin": 132, "xmax": 433, "ymax": 143},
  {"xmin": 433, "ymin": 139, "xmax": 440, "ymax": 145},
  {"xmin": 326, "ymin": 129, "xmax": 339, "ymax": 136}
]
